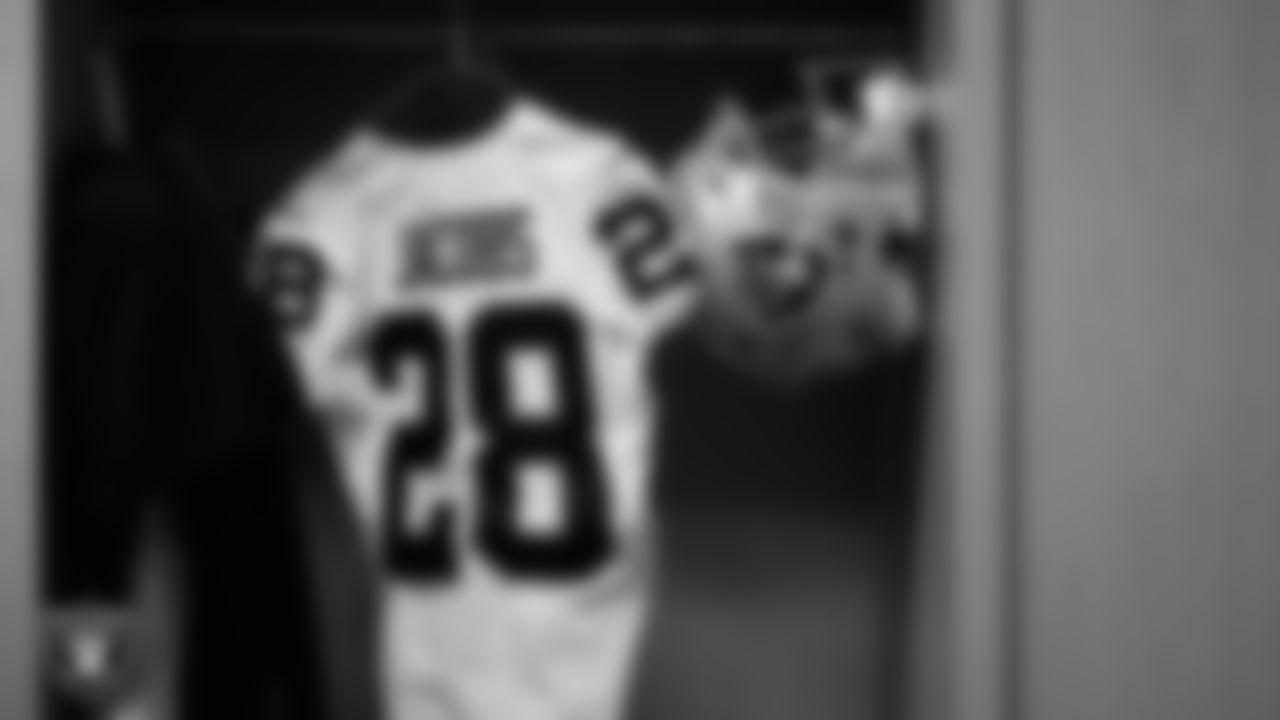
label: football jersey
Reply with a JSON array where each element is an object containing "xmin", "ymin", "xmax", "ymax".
[{"xmin": 253, "ymin": 98, "xmax": 695, "ymax": 720}]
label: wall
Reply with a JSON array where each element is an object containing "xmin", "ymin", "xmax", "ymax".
[
  {"xmin": 0, "ymin": 0, "xmax": 37, "ymax": 717},
  {"xmin": 1022, "ymin": 1, "xmax": 1280, "ymax": 718}
]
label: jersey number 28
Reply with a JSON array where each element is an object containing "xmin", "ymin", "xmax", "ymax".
[{"xmin": 366, "ymin": 303, "xmax": 612, "ymax": 585}]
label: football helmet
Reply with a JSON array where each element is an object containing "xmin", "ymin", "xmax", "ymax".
[
  {"xmin": 673, "ymin": 98, "xmax": 841, "ymax": 386},
  {"xmin": 675, "ymin": 66, "xmax": 931, "ymax": 389}
]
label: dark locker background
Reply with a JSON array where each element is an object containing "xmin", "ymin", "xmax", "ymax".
[{"xmin": 45, "ymin": 1, "xmax": 931, "ymax": 719}]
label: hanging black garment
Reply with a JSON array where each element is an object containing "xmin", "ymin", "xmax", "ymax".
[
  {"xmin": 44, "ymin": 145, "xmax": 183, "ymax": 602},
  {"xmin": 44, "ymin": 141, "xmax": 330, "ymax": 720},
  {"xmin": 157, "ymin": 144, "xmax": 380, "ymax": 720}
]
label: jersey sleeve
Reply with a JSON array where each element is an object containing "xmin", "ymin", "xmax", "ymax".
[
  {"xmin": 249, "ymin": 177, "xmax": 372, "ymax": 414},
  {"xmin": 588, "ymin": 143, "xmax": 699, "ymax": 339}
]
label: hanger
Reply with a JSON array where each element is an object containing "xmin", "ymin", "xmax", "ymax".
[
  {"xmin": 368, "ymin": 0, "xmax": 514, "ymax": 143},
  {"xmin": 440, "ymin": 0, "xmax": 485, "ymax": 75}
]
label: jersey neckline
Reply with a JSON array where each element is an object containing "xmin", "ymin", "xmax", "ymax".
[{"xmin": 350, "ymin": 98, "xmax": 552, "ymax": 162}]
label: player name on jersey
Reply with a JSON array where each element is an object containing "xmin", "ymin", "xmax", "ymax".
[{"xmin": 402, "ymin": 207, "xmax": 535, "ymax": 287}]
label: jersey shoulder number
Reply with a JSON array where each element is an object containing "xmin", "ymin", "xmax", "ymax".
[{"xmin": 586, "ymin": 144, "xmax": 697, "ymax": 332}]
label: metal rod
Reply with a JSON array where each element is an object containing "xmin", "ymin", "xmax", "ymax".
[{"xmin": 109, "ymin": 19, "xmax": 897, "ymax": 52}]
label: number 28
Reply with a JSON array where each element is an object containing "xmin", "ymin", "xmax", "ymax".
[{"xmin": 366, "ymin": 303, "xmax": 613, "ymax": 585}]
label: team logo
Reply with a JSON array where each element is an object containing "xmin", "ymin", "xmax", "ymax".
[
  {"xmin": 45, "ymin": 605, "xmax": 142, "ymax": 710},
  {"xmin": 734, "ymin": 237, "xmax": 828, "ymax": 318}
]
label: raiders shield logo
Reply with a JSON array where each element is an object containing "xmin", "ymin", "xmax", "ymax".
[
  {"xmin": 734, "ymin": 237, "xmax": 828, "ymax": 318},
  {"xmin": 45, "ymin": 605, "xmax": 142, "ymax": 709}
]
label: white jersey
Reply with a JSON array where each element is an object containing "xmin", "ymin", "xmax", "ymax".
[{"xmin": 252, "ymin": 99, "xmax": 694, "ymax": 720}]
